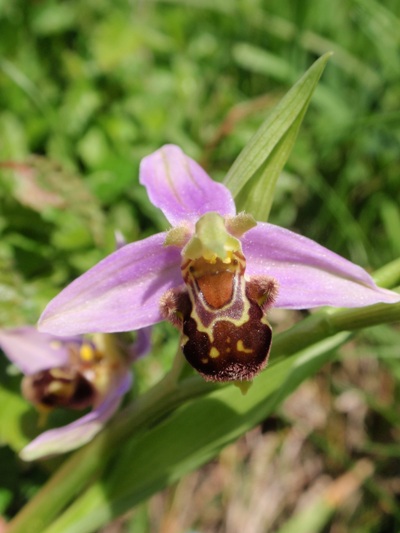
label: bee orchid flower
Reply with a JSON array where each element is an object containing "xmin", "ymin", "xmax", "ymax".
[
  {"xmin": 38, "ymin": 145, "xmax": 400, "ymax": 383},
  {"xmin": 0, "ymin": 327, "xmax": 150, "ymax": 460}
]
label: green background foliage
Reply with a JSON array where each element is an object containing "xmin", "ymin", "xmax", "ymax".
[{"xmin": 1, "ymin": 0, "xmax": 400, "ymax": 531}]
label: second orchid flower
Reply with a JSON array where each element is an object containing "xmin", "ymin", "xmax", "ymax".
[{"xmin": 0, "ymin": 327, "xmax": 150, "ymax": 460}]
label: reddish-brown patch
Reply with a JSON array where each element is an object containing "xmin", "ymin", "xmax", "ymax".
[
  {"xmin": 197, "ymin": 271, "xmax": 234, "ymax": 308},
  {"xmin": 22, "ymin": 368, "xmax": 95, "ymax": 410}
]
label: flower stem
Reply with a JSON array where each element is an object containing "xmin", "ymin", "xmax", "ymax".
[
  {"xmin": 372, "ymin": 257, "xmax": 400, "ymax": 288},
  {"xmin": 273, "ymin": 300, "xmax": 400, "ymax": 360},
  {"xmin": 272, "ymin": 255, "xmax": 400, "ymax": 358}
]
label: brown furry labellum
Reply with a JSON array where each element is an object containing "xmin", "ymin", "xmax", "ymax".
[
  {"xmin": 22, "ymin": 367, "xmax": 95, "ymax": 410},
  {"xmin": 161, "ymin": 250, "xmax": 278, "ymax": 383}
]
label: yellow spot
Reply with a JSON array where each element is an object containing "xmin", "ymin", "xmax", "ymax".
[
  {"xmin": 226, "ymin": 348, "xmax": 231, "ymax": 353},
  {"xmin": 236, "ymin": 340, "xmax": 253, "ymax": 354},
  {"xmin": 201, "ymin": 358, "xmax": 209, "ymax": 364},
  {"xmin": 226, "ymin": 337, "xmax": 231, "ymax": 344},
  {"xmin": 80, "ymin": 344, "xmax": 95, "ymax": 362},
  {"xmin": 210, "ymin": 347, "xmax": 220, "ymax": 358}
]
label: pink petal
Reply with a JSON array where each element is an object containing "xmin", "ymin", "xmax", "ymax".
[
  {"xmin": 243, "ymin": 223, "xmax": 400, "ymax": 309},
  {"xmin": 39, "ymin": 233, "xmax": 182, "ymax": 336},
  {"xmin": 140, "ymin": 144, "xmax": 236, "ymax": 226},
  {"xmin": 19, "ymin": 373, "xmax": 132, "ymax": 461},
  {"xmin": 0, "ymin": 327, "xmax": 77, "ymax": 374}
]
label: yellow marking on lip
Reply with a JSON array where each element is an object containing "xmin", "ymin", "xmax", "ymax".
[
  {"xmin": 201, "ymin": 358, "xmax": 209, "ymax": 364},
  {"xmin": 210, "ymin": 347, "xmax": 220, "ymax": 358},
  {"xmin": 236, "ymin": 340, "xmax": 253, "ymax": 354},
  {"xmin": 47, "ymin": 381, "xmax": 73, "ymax": 396},
  {"xmin": 50, "ymin": 368, "xmax": 71, "ymax": 379},
  {"xmin": 188, "ymin": 272, "xmax": 251, "ymax": 342}
]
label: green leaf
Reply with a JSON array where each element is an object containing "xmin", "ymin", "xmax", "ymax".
[
  {"xmin": 0, "ymin": 383, "xmax": 32, "ymax": 452},
  {"xmin": 233, "ymin": 43, "xmax": 297, "ymax": 83},
  {"xmin": 41, "ymin": 332, "xmax": 350, "ymax": 533},
  {"xmin": 223, "ymin": 52, "xmax": 332, "ymax": 221},
  {"xmin": 379, "ymin": 198, "xmax": 400, "ymax": 257}
]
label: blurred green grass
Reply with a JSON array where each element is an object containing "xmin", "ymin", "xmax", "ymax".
[{"xmin": 0, "ymin": 0, "xmax": 399, "ymax": 530}]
